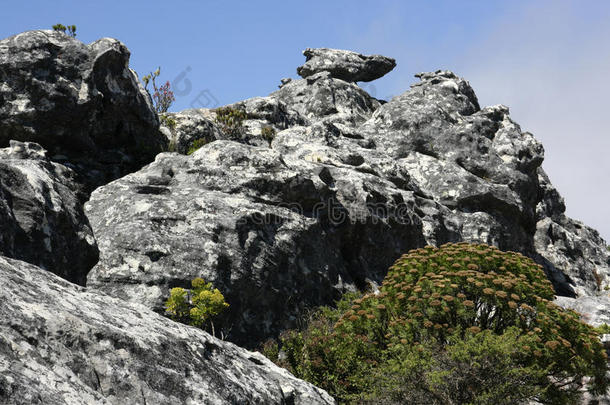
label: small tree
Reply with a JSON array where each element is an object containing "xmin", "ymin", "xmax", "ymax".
[
  {"xmin": 165, "ymin": 277, "xmax": 229, "ymax": 337},
  {"xmin": 52, "ymin": 24, "xmax": 76, "ymax": 37}
]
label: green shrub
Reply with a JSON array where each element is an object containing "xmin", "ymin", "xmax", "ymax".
[
  {"xmin": 263, "ymin": 243, "xmax": 609, "ymax": 404},
  {"xmin": 214, "ymin": 106, "xmax": 247, "ymax": 138},
  {"xmin": 187, "ymin": 138, "xmax": 209, "ymax": 155},
  {"xmin": 261, "ymin": 126, "xmax": 276, "ymax": 146},
  {"xmin": 160, "ymin": 114, "xmax": 177, "ymax": 131},
  {"xmin": 368, "ymin": 327, "xmax": 550, "ymax": 405},
  {"xmin": 52, "ymin": 24, "xmax": 76, "ymax": 37},
  {"xmin": 595, "ymin": 323, "xmax": 610, "ymax": 335},
  {"xmin": 165, "ymin": 277, "xmax": 229, "ymax": 337}
]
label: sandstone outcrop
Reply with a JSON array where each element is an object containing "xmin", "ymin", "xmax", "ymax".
[
  {"xmin": 0, "ymin": 255, "xmax": 334, "ymax": 404},
  {"xmin": 85, "ymin": 140, "xmax": 425, "ymax": 345},
  {"xmin": 1, "ymin": 32, "xmax": 608, "ymax": 402},
  {"xmin": 86, "ymin": 58, "xmax": 609, "ymax": 347},
  {"xmin": 296, "ymin": 48, "xmax": 396, "ymax": 82},
  {"xmin": 0, "ymin": 30, "xmax": 165, "ymax": 193},
  {"xmin": 0, "ymin": 140, "xmax": 97, "ymax": 285}
]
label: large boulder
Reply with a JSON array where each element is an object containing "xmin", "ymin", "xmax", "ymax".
[
  {"xmin": 85, "ymin": 140, "xmax": 425, "ymax": 346},
  {"xmin": 160, "ymin": 108, "xmax": 224, "ymax": 154},
  {"xmin": 0, "ymin": 140, "xmax": 97, "ymax": 285},
  {"xmin": 271, "ymin": 72, "xmax": 381, "ymax": 126},
  {"xmin": 0, "ymin": 255, "xmax": 334, "ymax": 405},
  {"xmin": 0, "ymin": 30, "xmax": 165, "ymax": 193},
  {"xmin": 85, "ymin": 57, "xmax": 609, "ymax": 348},
  {"xmin": 296, "ymin": 48, "xmax": 396, "ymax": 82},
  {"xmin": 355, "ymin": 70, "xmax": 608, "ymax": 297}
]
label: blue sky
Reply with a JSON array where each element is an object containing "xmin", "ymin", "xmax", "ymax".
[{"xmin": 3, "ymin": 0, "xmax": 609, "ymax": 241}]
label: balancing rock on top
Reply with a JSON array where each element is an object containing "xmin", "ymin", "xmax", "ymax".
[{"xmin": 296, "ymin": 47, "xmax": 396, "ymax": 82}]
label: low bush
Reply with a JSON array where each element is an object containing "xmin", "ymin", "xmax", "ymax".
[
  {"xmin": 261, "ymin": 126, "xmax": 276, "ymax": 146},
  {"xmin": 165, "ymin": 277, "xmax": 229, "ymax": 337},
  {"xmin": 160, "ymin": 114, "xmax": 177, "ymax": 131},
  {"xmin": 214, "ymin": 106, "xmax": 247, "ymax": 138},
  {"xmin": 52, "ymin": 24, "xmax": 76, "ymax": 37},
  {"xmin": 187, "ymin": 138, "xmax": 209, "ymax": 155},
  {"xmin": 262, "ymin": 243, "xmax": 608, "ymax": 404}
]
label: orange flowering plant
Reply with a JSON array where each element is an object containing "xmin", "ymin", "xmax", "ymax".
[{"xmin": 262, "ymin": 243, "xmax": 608, "ymax": 404}]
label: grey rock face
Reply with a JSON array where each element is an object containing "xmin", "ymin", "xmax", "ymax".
[
  {"xmin": 228, "ymin": 96, "xmax": 309, "ymax": 142},
  {"xmin": 0, "ymin": 255, "xmax": 334, "ymax": 405},
  {"xmin": 556, "ymin": 295, "xmax": 610, "ymax": 329},
  {"xmin": 0, "ymin": 30, "xmax": 165, "ymax": 193},
  {"xmin": 296, "ymin": 48, "xmax": 396, "ymax": 82},
  {"xmin": 85, "ymin": 140, "xmax": 425, "ymax": 346},
  {"xmin": 271, "ymin": 72, "xmax": 381, "ymax": 126},
  {"xmin": 355, "ymin": 70, "xmax": 607, "ymax": 297},
  {"xmin": 86, "ymin": 64, "xmax": 609, "ymax": 347},
  {"xmin": 534, "ymin": 169, "xmax": 610, "ymax": 297},
  {"xmin": 162, "ymin": 98, "xmax": 309, "ymax": 153},
  {"xmin": 0, "ymin": 140, "xmax": 97, "ymax": 285},
  {"xmin": 161, "ymin": 108, "xmax": 223, "ymax": 154}
]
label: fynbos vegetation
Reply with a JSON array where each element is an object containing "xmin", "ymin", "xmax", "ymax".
[
  {"xmin": 214, "ymin": 106, "xmax": 247, "ymax": 138},
  {"xmin": 165, "ymin": 277, "xmax": 229, "ymax": 337},
  {"xmin": 52, "ymin": 24, "xmax": 76, "ymax": 37},
  {"xmin": 262, "ymin": 243, "xmax": 609, "ymax": 404}
]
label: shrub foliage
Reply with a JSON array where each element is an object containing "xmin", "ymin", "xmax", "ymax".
[
  {"xmin": 165, "ymin": 277, "xmax": 229, "ymax": 337},
  {"xmin": 52, "ymin": 24, "xmax": 76, "ymax": 37},
  {"xmin": 187, "ymin": 138, "xmax": 209, "ymax": 155},
  {"xmin": 261, "ymin": 125, "xmax": 276, "ymax": 146},
  {"xmin": 214, "ymin": 106, "xmax": 247, "ymax": 138},
  {"xmin": 262, "ymin": 243, "xmax": 608, "ymax": 404}
]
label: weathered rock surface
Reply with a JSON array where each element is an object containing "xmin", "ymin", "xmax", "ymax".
[
  {"xmin": 0, "ymin": 30, "xmax": 165, "ymax": 193},
  {"xmin": 161, "ymin": 108, "xmax": 224, "ymax": 154},
  {"xmin": 271, "ymin": 72, "xmax": 380, "ymax": 127},
  {"xmin": 162, "ymin": 98, "xmax": 309, "ymax": 153},
  {"xmin": 0, "ymin": 255, "xmax": 334, "ymax": 405},
  {"xmin": 0, "ymin": 140, "xmax": 97, "ymax": 285},
  {"xmin": 227, "ymin": 96, "xmax": 310, "ymax": 145},
  {"xmin": 296, "ymin": 48, "xmax": 396, "ymax": 82},
  {"xmin": 535, "ymin": 169, "xmax": 610, "ymax": 296},
  {"xmin": 556, "ymin": 295, "xmax": 610, "ymax": 330},
  {"xmin": 85, "ymin": 140, "xmax": 425, "ymax": 346},
  {"xmin": 86, "ymin": 62, "xmax": 609, "ymax": 347}
]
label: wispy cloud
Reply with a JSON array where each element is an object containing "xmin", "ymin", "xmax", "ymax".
[{"xmin": 454, "ymin": 0, "xmax": 610, "ymax": 241}]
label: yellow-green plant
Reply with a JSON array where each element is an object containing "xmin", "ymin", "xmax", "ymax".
[
  {"xmin": 595, "ymin": 323, "xmax": 610, "ymax": 335},
  {"xmin": 263, "ymin": 243, "xmax": 609, "ymax": 404},
  {"xmin": 214, "ymin": 106, "xmax": 247, "ymax": 138},
  {"xmin": 187, "ymin": 138, "xmax": 209, "ymax": 155},
  {"xmin": 160, "ymin": 114, "xmax": 177, "ymax": 130},
  {"xmin": 52, "ymin": 24, "xmax": 76, "ymax": 37},
  {"xmin": 261, "ymin": 126, "xmax": 276, "ymax": 147},
  {"xmin": 165, "ymin": 277, "xmax": 229, "ymax": 337}
]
